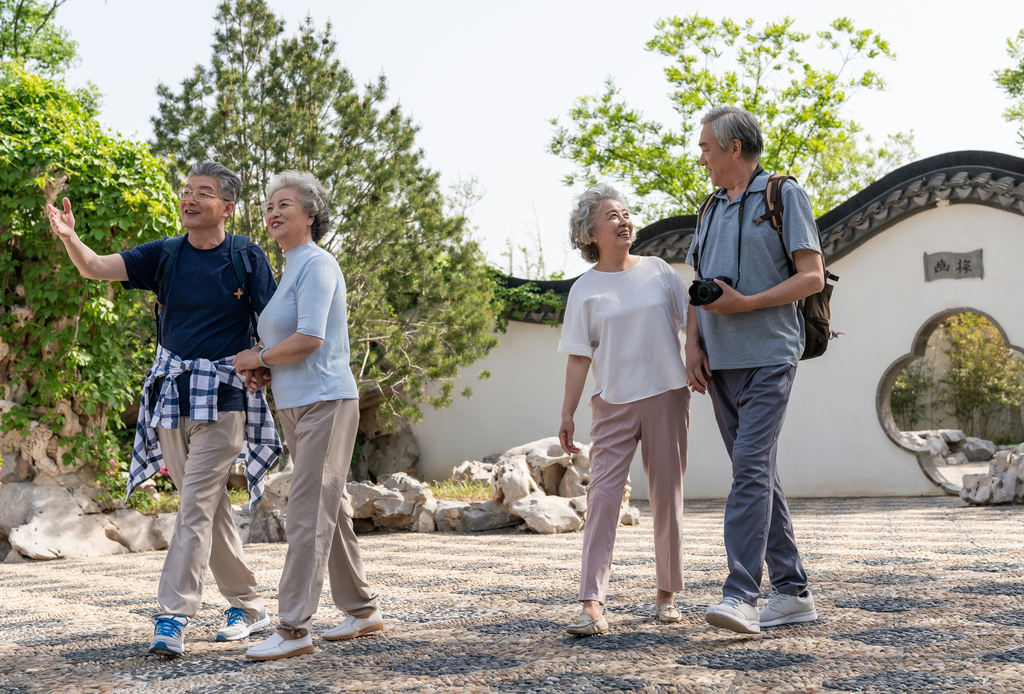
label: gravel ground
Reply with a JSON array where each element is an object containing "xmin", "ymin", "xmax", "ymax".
[{"xmin": 2, "ymin": 496, "xmax": 1024, "ymax": 693}]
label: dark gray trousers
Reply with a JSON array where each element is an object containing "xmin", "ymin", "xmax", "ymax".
[{"xmin": 708, "ymin": 364, "xmax": 808, "ymax": 605}]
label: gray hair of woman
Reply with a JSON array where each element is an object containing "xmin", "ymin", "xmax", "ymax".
[
  {"xmin": 568, "ymin": 183, "xmax": 629, "ymax": 264},
  {"xmin": 700, "ymin": 105, "xmax": 763, "ymax": 162},
  {"xmin": 265, "ymin": 171, "xmax": 332, "ymax": 243}
]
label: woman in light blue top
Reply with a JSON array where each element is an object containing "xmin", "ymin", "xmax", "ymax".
[{"xmin": 233, "ymin": 171, "xmax": 381, "ymax": 661}]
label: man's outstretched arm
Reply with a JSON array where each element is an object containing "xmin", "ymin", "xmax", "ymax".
[{"xmin": 47, "ymin": 197, "xmax": 128, "ymax": 281}]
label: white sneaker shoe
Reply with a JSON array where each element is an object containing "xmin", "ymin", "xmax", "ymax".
[
  {"xmin": 322, "ymin": 608, "xmax": 385, "ymax": 641},
  {"xmin": 705, "ymin": 597, "xmax": 761, "ymax": 634},
  {"xmin": 245, "ymin": 632, "xmax": 314, "ymax": 660},
  {"xmin": 149, "ymin": 615, "xmax": 188, "ymax": 657},
  {"xmin": 216, "ymin": 607, "xmax": 271, "ymax": 642},
  {"xmin": 759, "ymin": 589, "xmax": 818, "ymax": 627}
]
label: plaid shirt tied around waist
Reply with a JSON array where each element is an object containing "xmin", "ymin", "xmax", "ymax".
[{"xmin": 128, "ymin": 344, "xmax": 281, "ymax": 510}]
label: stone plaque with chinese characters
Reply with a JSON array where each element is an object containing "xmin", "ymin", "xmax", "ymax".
[{"xmin": 924, "ymin": 249, "xmax": 983, "ymax": 282}]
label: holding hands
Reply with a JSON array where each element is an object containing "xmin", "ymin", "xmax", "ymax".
[{"xmin": 234, "ymin": 346, "xmax": 271, "ymax": 394}]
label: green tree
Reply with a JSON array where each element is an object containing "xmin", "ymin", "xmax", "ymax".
[
  {"xmin": 0, "ymin": 0, "xmax": 77, "ymax": 74},
  {"xmin": 891, "ymin": 361, "xmax": 932, "ymax": 431},
  {"xmin": 150, "ymin": 0, "xmax": 497, "ymax": 422},
  {"xmin": 0, "ymin": 68, "xmax": 179, "ymax": 490},
  {"xmin": 995, "ymin": 29, "xmax": 1024, "ymax": 148},
  {"xmin": 549, "ymin": 15, "xmax": 915, "ymax": 221},
  {"xmin": 937, "ymin": 313, "xmax": 1024, "ymax": 440}
]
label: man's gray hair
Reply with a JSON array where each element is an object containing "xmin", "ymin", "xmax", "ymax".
[
  {"xmin": 700, "ymin": 106, "xmax": 763, "ymax": 162},
  {"xmin": 188, "ymin": 161, "xmax": 242, "ymax": 203},
  {"xmin": 568, "ymin": 183, "xmax": 628, "ymax": 264},
  {"xmin": 265, "ymin": 170, "xmax": 332, "ymax": 243}
]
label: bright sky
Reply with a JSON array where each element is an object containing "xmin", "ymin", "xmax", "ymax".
[{"xmin": 58, "ymin": 0, "xmax": 1024, "ymax": 278}]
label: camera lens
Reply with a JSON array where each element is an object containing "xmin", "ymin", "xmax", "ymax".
[{"xmin": 695, "ymin": 283, "xmax": 712, "ymax": 303}]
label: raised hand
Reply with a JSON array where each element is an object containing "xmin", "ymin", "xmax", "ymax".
[{"xmin": 46, "ymin": 197, "xmax": 76, "ymax": 242}]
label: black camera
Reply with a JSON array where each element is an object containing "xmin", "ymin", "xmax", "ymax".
[{"xmin": 688, "ymin": 276, "xmax": 733, "ymax": 307}]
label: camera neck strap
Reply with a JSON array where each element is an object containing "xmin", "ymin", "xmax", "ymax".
[{"xmin": 696, "ymin": 165, "xmax": 765, "ymax": 288}]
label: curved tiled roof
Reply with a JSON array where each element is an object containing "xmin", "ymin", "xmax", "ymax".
[{"xmin": 503, "ymin": 151, "xmax": 1024, "ymax": 324}]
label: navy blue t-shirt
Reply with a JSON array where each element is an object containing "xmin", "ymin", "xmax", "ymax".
[{"xmin": 121, "ymin": 233, "xmax": 278, "ymax": 412}]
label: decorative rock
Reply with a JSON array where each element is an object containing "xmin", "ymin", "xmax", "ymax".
[
  {"xmin": 559, "ymin": 463, "xmax": 590, "ymax": 498},
  {"xmin": 347, "ymin": 481, "xmax": 386, "ymax": 519},
  {"xmin": 413, "ymin": 497, "xmax": 437, "ymax": 533},
  {"xmin": 492, "ymin": 455, "xmax": 540, "ymax": 507},
  {"xmin": 9, "ymin": 514, "xmax": 129, "ymax": 559},
  {"xmin": 365, "ymin": 427, "xmax": 419, "ymax": 480},
  {"xmin": 151, "ymin": 513, "xmax": 176, "ymax": 549},
  {"xmin": 462, "ymin": 500, "xmax": 521, "ymax": 532},
  {"xmin": 232, "ymin": 504, "xmax": 252, "ymax": 544},
  {"xmin": 375, "ymin": 473, "xmax": 431, "ymax": 529},
  {"xmin": 0, "ymin": 450, "xmax": 33, "ymax": 483},
  {"xmin": 100, "ymin": 509, "xmax": 163, "ymax": 552},
  {"xmin": 991, "ymin": 475, "xmax": 1018, "ymax": 504},
  {"xmin": 946, "ymin": 451, "xmax": 970, "ymax": 466},
  {"xmin": 0, "ymin": 482, "xmax": 84, "ymax": 538},
  {"xmin": 961, "ymin": 475, "xmax": 995, "ymax": 504},
  {"xmin": 227, "ymin": 462, "xmax": 248, "ymax": 489},
  {"xmin": 619, "ymin": 505, "xmax": 641, "ymax": 526},
  {"xmin": 3, "ymin": 547, "xmax": 30, "ymax": 563},
  {"xmin": 962, "ymin": 436, "xmax": 997, "ymax": 462},
  {"xmin": 451, "ymin": 460, "xmax": 493, "ymax": 484},
  {"xmin": 434, "ymin": 500, "xmax": 471, "ymax": 532},
  {"xmin": 509, "ymin": 493, "xmax": 582, "ymax": 534}
]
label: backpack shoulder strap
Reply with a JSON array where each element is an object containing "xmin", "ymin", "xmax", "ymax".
[
  {"xmin": 753, "ymin": 174, "xmax": 797, "ymax": 232},
  {"xmin": 229, "ymin": 233, "xmax": 253, "ymax": 289},
  {"xmin": 155, "ymin": 235, "xmax": 185, "ymax": 302}
]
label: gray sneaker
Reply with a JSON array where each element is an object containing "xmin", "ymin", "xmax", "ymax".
[
  {"xmin": 759, "ymin": 589, "xmax": 817, "ymax": 627},
  {"xmin": 149, "ymin": 615, "xmax": 188, "ymax": 657},
  {"xmin": 705, "ymin": 597, "xmax": 760, "ymax": 634},
  {"xmin": 216, "ymin": 607, "xmax": 271, "ymax": 642}
]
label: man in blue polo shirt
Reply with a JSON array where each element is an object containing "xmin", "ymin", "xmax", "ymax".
[
  {"xmin": 685, "ymin": 107, "xmax": 824, "ymax": 635},
  {"xmin": 48, "ymin": 161, "xmax": 279, "ymax": 656}
]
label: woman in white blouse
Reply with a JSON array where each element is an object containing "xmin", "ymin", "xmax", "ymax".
[{"xmin": 558, "ymin": 183, "xmax": 690, "ymax": 636}]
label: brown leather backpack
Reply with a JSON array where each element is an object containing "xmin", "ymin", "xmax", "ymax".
[{"xmin": 695, "ymin": 174, "xmax": 840, "ymax": 360}]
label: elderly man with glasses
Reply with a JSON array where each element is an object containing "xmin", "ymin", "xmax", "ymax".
[{"xmin": 48, "ymin": 161, "xmax": 280, "ymax": 657}]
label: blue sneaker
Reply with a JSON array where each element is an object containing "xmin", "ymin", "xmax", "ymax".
[
  {"xmin": 216, "ymin": 606, "xmax": 271, "ymax": 642},
  {"xmin": 149, "ymin": 615, "xmax": 188, "ymax": 657}
]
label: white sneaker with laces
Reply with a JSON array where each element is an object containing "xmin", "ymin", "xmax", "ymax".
[
  {"xmin": 705, "ymin": 596, "xmax": 761, "ymax": 634},
  {"xmin": 149, "ymin": 615, "xmax": 188, "ymax": 657},
  {"xmin": 216, "ymin": 607, "xmax": 271, "ymax": 642},
  {"xmin": 322, "ymin": 608, "xmax": 384, "ymax": 641},
  {"xmin": 759, "ymin": 589, "xmax": 817, "ymax": 627},
  {"xmin": 245, "ymin": 632, "xmax": 315, "ymax": 660}
]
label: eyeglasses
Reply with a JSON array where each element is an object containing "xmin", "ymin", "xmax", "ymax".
[{"xmin": 178, "ymin": 188, "xmax": 229, "ymax": 203}]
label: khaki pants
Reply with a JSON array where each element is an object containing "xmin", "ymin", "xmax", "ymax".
[
  {"xmin": 156, "ymin": 413, "xmax": 263, "ymax": 619},
  {"xmin": 579, "ymin": 387, "xmax": 689, "ymax": 604},
  {"xmin": 276, "ymin": 399, "xmax": 378, "ymax": 636}
]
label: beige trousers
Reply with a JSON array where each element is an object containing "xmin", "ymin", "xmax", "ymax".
[
  {"xmin": 579, "ymin": 387, "xmax": 689, "ymax": 604},
  {"xmin": 156, "ymin": 413, "xmax": 264, "ymax": 618},
  {"xmin": 276, "ymin": 399, "xmax": 378, "ymax": 636}
]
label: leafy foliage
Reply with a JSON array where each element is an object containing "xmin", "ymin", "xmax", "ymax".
[
  {"xmin": 549, "ymin": 15, "xmax": 915, "ymax": 221},
  {"xmin": 0, "ymin": 0, "xmax": 76, "ymax": 75},
  {"xmin": 995, "ymin": 29, "xmax": 1024, "ymax": 149},
  {"xmin": 937, "ymin": 313, "xmax": 1024, "ymax": 439},
  {"xmin": 891, "ymin": 361, "xmax": 932, "ymax": 431},
  {"xmin": 428, "ymin": 476, "xmax": 492, "ymax": 502},
  {"xmin": 487, "ymin": 268, "xmax": 567, "ymax": 333},
  {"xmin": 150, "ymin": 0, "xmax": 498, "ymax": 422},
  {"xmin": 0, "ymin": 68, "xmax": 179, "ymax": 485}
]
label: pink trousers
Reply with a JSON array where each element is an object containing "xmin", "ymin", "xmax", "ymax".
[{"xmin": 579, "ymin": 387, "xmax": 689, "ymax": 604}]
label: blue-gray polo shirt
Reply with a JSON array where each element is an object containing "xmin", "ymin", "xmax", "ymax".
[{"xmin": 685, "ymin": 170, "xmax": 821, "ymax": 370}]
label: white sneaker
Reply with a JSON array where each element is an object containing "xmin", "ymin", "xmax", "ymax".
[
  {"xmin": 216, "ymin": 607, "xmax": 271, "ymax": 642},
  {"xmin": 245, "ymin": 632, "xmax": 314, "ymax": 660},
  {"xmin": 322, "ymin": 608, "xmax": 385, "ymax": 641},
  {"xmin": 705, "ymin": 597, "xmax": 761, "ymax": 634},
  {"xmin": 759, "ymin": 589, "xmax": 818, "ymax": 627},
  {"xmin": 149, "ymin": 615, "xmax": 188, "ymax": 657}
]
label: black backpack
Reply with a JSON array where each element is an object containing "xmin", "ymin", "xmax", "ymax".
[
  {"xmin": 153, "ymin": 233, "xmax": 260, "ymax": 347},
  {"xmin": 693, "ymin": 175, "xmax": 840, "ymax": 360}
]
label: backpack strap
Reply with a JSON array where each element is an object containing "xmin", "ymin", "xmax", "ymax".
[
  {"xmin": 756, "ymin": 175, "xmax": 839, "ymax": 282},
  {"xmin": 229, "ymin": 233, "xmax": 260, "ymax": 345},
  {"xmin": 153, "ymin": 235, "xmax": 186, "ymax": 345}
]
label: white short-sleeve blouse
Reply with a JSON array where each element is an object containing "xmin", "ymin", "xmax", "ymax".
[{"xmin": 557, "ymin": 256, "xmax": 689, "ymax": 405}]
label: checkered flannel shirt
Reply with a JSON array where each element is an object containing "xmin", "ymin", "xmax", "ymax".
[{"xmin": 127, "ymin": 344, "xmax": 281, "ymax": 510}]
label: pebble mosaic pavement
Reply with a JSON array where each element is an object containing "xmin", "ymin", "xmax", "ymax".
[{"xmin": 3, "ymin": 496, "xmax": 1024, "ymax": 693}]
